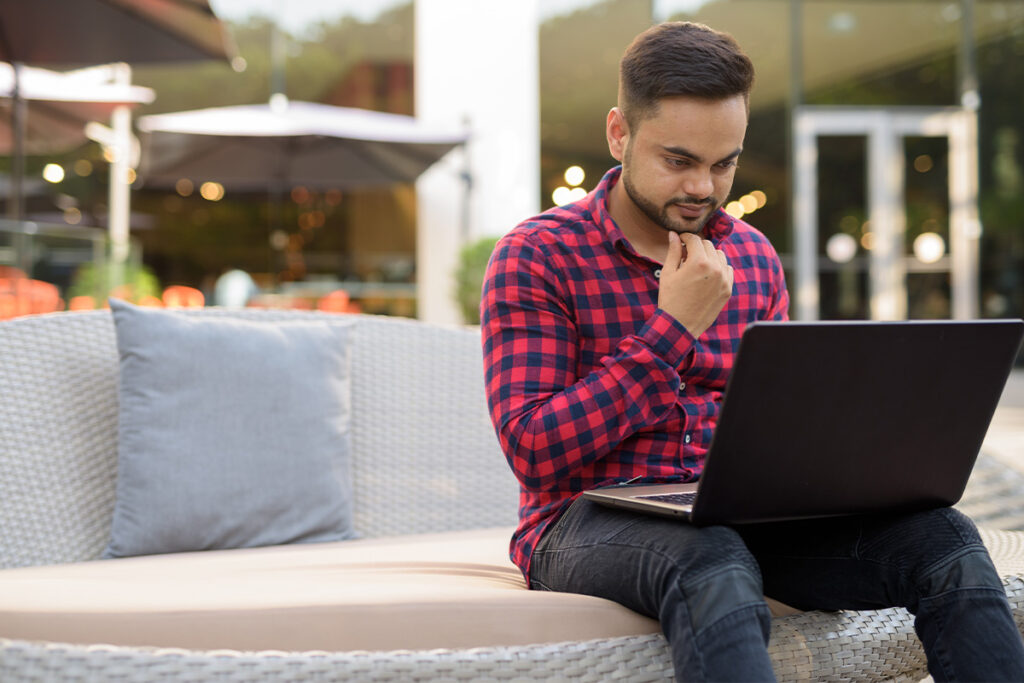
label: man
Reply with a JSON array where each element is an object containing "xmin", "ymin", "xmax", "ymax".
[{"xmin": 481, "ymin": 21, "xmax": 1024, "ymax": 682}]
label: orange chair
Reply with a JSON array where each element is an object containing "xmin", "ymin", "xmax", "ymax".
[
  {"xmin": 287, "ymin": 297, "xmax": 313, "ymax": 310},
  {"xmin": 0, "ymin": 280, "xmax": 16, "ymax": 321},
  {"xmin": 162, "ymin": 286, "xmax": 205, "ymax": 308},
  {"xmin": 26, "ymin": 280, "xmax": 61, "ymax": 315},
  {"xmin": 0, "ymin": 292, "xmax": 15, "ymax": 320},
  {"xmin": 316, "ymin": 289, "xmax": 351, "ymax": 314},
  {"xmin": 68, "ymin": 296, "xmax": 96, "ymax": 311},
  {"xmin": 0, "ymin": 277, "xmax": 63, "ymax": 319}
]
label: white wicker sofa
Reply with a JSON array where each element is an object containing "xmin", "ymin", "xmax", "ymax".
[{"xmin": 1, "ymin": 308, "xmax": 1023, "ymax": 682}]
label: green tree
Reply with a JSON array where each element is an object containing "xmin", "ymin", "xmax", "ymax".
[{"xmin": 454, "ymin": 236, "xmax": 499, "ymax": 325}]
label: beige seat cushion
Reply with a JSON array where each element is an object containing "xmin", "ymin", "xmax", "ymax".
[{"xmin": 0, "ymin": 527, "xmax": 663, "ymax": 651}]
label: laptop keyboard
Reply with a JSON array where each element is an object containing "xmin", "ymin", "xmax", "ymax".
[{"xmin": 638, "ymin": 492, "xmax": 697, "ymax": 506}]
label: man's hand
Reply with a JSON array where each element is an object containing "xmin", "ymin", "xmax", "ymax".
[{"xmin": 657, "ymin": 232, "xmax": 734, "ymax": 338}]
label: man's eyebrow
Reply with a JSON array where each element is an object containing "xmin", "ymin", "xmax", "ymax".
[{"xmin": 661, "ymin": 145, "xmax": 744, "ymax": 164}]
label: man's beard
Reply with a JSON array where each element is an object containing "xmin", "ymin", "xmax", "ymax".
[{"xmin": 621, "ymin": 171, "xmax": 723, "ymax": 235}]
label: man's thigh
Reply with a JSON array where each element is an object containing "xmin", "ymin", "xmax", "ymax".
[
  {"xmin": 529, "ymin": 498, "xmax": 763, "ymax": 620},
  {"xmin": 736, "ymin": 507, "xmax": 992, "ymax": 612}
]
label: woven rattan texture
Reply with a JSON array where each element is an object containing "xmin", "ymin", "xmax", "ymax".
[
  {"xmin": 0, "ymin": 310, "xmax": 518, "ymax": 569},
  {"xmin": 346, "ymin": 314, "xmax": 517, "ymax": 537},
  {"xmin": 0, "ymin": 312, "xmax": 120, "ymax": 568},
  {"xmin": 0, "ymin": 619, "xmax": 927, "ymax": 683}
]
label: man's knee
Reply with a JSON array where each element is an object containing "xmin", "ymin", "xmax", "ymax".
[
  {"xmin": 677, "ymin": 561, "xmax": 768, "ymax": 634},
  {"xmin": 863, "ymin": 507, "xmax": 983, "ymax": 566},
  {"xmin": 660, "ymin": 526, "xmax": 766, "ymax": 630},
  {"xmin": 913, "ymin": 508, "xmax": 995, "ymax": 581},
  {"xmin": 880, "ymin": 508, "xmax": 1004, "ymax": 600}
]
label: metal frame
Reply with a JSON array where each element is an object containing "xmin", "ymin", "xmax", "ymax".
[{"xmin": 792, "ymin": 105, "xmax": 980, "ymax": 320}]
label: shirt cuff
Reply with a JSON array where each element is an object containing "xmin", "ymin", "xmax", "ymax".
[{"xmin": 637, "ymin": 309, "xmax": 697, "ymax": 370}]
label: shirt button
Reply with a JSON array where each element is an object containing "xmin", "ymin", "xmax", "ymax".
[
  {"xmin": 679, "ymin": 382, "xmax": 686, "ymax": 392},
  {"xmin": 653, "ymin": 268, "xmax": 661, "ymax": 279},
  {"xmin": 684, "ymin": 434, "xmax": 692, "ymax": 444}
]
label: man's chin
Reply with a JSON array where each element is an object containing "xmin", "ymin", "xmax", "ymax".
[
  {"xmin": 662, "ymin": 215, "xmax": 710, "ymax": 235},
  {"xmin": 662, "ymin": 207, "xmax": 716, "ymax": 234}
]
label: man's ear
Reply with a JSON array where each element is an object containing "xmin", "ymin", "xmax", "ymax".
[{"xmin": 606, "ymin": 107, "xmax": 629, "ymax": 162}]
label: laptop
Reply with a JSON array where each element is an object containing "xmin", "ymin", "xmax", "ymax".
[{"xmin": 582, "ymin": 319, "xmax": 1024, "ymax": 526}]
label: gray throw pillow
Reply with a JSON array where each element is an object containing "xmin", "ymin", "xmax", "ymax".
[{"xmin": 104, "ymin": 299, "xmax": 356, "ymax": 558}]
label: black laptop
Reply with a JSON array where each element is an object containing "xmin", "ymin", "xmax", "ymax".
[{"xmin": 582, "ymin": 319, "xmax": 1024, "ymax": 525}]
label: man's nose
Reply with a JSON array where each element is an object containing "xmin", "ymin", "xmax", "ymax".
[{"xmin": 681, "ymin": 168, "xmax": 714, "ymax": 199}]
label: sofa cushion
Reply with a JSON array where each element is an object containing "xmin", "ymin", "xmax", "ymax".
[
  {"xmin": 104, "ymin": 299, "xmax": 356, "ymax": 558},
  {"xmin": 0, "ymin": 527, "xmax": 662, "ymax": 651}
]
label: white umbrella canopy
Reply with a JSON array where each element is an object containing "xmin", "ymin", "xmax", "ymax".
[
  {"xmin": 137, "ymin": 101, "xmax": 467, "ymax": 191},
  {"xmin": 0, "ymin": 63, "xmax": 154, "ymax": 155}
]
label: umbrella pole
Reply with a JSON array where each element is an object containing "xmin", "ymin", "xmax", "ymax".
[
  {"xmin": 268, "ymin": 184, "xmax": 279, "ymax": 284},
  {"xmin": 108, "ymin": 63, "xmax": 133, "ymax": 293},
  {"xmin": 7, "ymin": 63, "xmax": 24, "ymax": 221},
  {"xmin": 8, "ymin": 62, "xmax": 30, "ymax": 276}
]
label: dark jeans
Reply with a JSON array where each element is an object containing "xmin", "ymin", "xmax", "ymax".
[{"xmin": 530, "ymin": 498, "xmax": 1024, "ymax": 682}]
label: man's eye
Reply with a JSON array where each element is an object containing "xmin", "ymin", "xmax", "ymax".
[{"xmin": 717, "ymin": 160, "xmax": 738, "ymax": 169}]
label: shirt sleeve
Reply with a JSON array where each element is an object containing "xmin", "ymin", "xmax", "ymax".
[
  {"xmin": 481, "ymin": 229, "xmax": 696, "ymax": 493},
  {"xmin": 764, "ymin": 244, "xmax": 790, "ymax": 322}
]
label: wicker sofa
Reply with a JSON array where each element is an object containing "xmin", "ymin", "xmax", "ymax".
[{"xmin": 1, "ymin": 308, "xmax": 1023, "ymax": 682}]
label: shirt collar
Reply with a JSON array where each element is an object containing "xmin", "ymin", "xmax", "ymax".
[{"xmin": 587, "ymin": 165, "xmax": 736, "ymax": 248}]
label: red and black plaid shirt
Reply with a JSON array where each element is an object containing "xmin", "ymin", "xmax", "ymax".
[{"xmin": 481, "ymin": 166, "xmax": 790, "ymax": 579}]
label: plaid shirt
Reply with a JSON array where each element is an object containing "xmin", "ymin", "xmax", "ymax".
[{"xmin": 481, "ymin": 166, "xmax": 790, "ymax": 579}]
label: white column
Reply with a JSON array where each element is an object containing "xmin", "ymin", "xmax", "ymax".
[
  {"xmin": 108, "ymin": 62, "xmax": 133, "ymax": 288},
  {"xmin": 949, "ymin": 108, "xmax": 980, "ymax": 319},
  {"xmin": 415, "ymin": 0, "xmax": 540, "ymax": 324},
  {"xmin": 867, "ymin": 115, "xmax": 906, "ymax": 320},
  {"xmin": 793, "ymin": 109, "xmax": 819, "ymax": 320}
]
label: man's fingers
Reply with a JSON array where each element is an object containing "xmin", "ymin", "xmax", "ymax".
[
  {"xmin": 663, "ymin": 231, "xmax": 684, "ymax": 272},
  {"xmin": 703, "ymin": 238, "xmax": 718, "ymax": 260},
  {"xmin": 679, "ymin": 232, "xmax": 702, "ymax": 251}
]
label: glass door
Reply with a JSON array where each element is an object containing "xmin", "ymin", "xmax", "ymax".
[{"xmin": 792, "ymin": 106, "xmax": 979, "ymax": 320}]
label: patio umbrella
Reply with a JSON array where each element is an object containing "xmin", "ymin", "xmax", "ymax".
[
  {"xmin": 137, "ymin": 101, "xmax": 467, "ymax": 192},
  {"xmin": 137, "ymin": 100, "xmax": 467, "ymax": 284},
  {"xmin": 0, "ymin": 63, "xmax": 155, "ymax": 274},
  {"xmin": 0, "ymin": 63, "xmax": 154, "ymax": 155},
  {"xmin": 0, "ymin": 0, "xmax": 234, "ymax": 67},
  {"xmin": 0, "ymin": 0, "xmax": 235, "ymax": 276}
]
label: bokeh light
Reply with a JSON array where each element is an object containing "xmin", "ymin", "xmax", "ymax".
[
  {"xmin": 913, "ymin": 232, "xmax": 946, "ymax": 263},
  {"xmin": 200, "ymin": 181, "xmax": 225, "ymax": 201},
  {"xmin": 826, "ymin": 233, "xmax": 857, "ymax": 263},
  {"xmin": 42, "ymin": 163, "xmax": 65, "ymax": 183},
  {"xmin": 564, "ymin": 165, "xmax": 585, "ymax": 187}
]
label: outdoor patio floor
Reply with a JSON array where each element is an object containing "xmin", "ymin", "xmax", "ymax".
[{"xmin": 965, "ymin": 370, "xmax": 1024, "ymax": 530}]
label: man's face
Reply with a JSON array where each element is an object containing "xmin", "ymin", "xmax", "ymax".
[{"xmin": 611, "ymin": 95, "xmax": 748, "ymax": 235}]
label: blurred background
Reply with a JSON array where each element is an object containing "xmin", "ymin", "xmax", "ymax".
[{"xmin": 0, "ymin": 0, "xmax": 1021, "ymax": 330}]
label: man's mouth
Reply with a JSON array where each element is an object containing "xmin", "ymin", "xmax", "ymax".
[{"xmin": 671, "ymin": 202, "xmax": 710, "ymax": 219}]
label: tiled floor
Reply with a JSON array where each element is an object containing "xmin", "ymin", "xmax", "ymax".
[{"xmin": 978, "ymin": 370, "xmax": 1024, "ymax": 505}]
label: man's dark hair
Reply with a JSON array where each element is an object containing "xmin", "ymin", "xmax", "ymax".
[{"xmin": 619, "ymin": 21, "xmax": 754, "ymax": 129}]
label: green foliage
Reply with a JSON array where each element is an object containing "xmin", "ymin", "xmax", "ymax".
[
  {"xmin": 68, "ymin": 261, "xmax": 162, "ymax": 307},
  {"xmin": 454, "ymin": 236, "xmax": 499, "ymax": 325}
]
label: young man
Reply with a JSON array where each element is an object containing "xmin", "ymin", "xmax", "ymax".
[{"xmin": 481, "ymin": 21, "xmax": 1024, "ymax": 682}]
